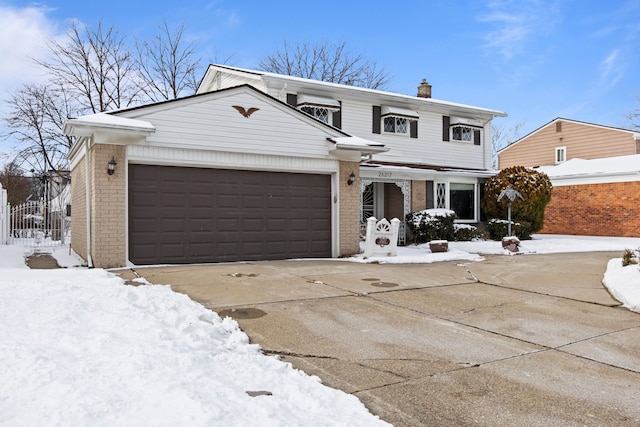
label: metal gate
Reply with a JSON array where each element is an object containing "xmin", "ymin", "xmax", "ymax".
[{"xmin": 10, "ymin": 200, "xmax": 67, "ymax": 247}]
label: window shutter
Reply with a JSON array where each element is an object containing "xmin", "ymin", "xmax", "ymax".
[
  {"xmin": 474, "ymin": 129, "xmax": 481, "ymax": 145},
  {"xmin": 410, "ymin": 120, "xmax": 418, "ymax": 138},
  {"xmin": 426, "ymin": 180, "xmax": 434, "ymax": 209},
  {"xmin": 442, "ymin": 116, "xmax": 450, "ymax": 141},
  {"xmin": 332, "ymin": 101, "xmax": 342, "ymax": 129},
  {"xmin": 372, "ymin": 106, "xmax": 381, "ymax": 134},
  {"xmin": 286, "ymin": 93, "xmax": 297, "ymax": 106}
]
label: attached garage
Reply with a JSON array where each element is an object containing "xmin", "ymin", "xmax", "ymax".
[
  {"xmin": 129, "ymin": 164, "xmax": 332, "ymax": 264},
  {"xmin": 64, "ymin": 85, "xmax": 383, "ymax": 268}
]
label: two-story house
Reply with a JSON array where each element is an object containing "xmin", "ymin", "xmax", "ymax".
[
  {"xmin": 197, "ymin": 65, "xmax": 506, "ymax": 227},
  {"xmin": 498, "ymin": 118, "xmax": 640, "ymax": 237},
  {"xmin": 63, "ymin": 65, "xmax": 505, "ymax": 268}
]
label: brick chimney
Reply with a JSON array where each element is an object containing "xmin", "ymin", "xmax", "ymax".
[{"xmin": 417, "ymin": 79, "xmax": 432, "ymax": 98}]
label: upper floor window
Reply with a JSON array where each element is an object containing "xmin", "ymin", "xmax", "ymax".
[
  {"xmin": 289, "ymin": 93, "xmax": 341, "ymax": 128},
  {"xmin": 384, "ymin": 116, "xmax": 407, "ymax": 133},
  {"xmin": 451, "ymin": 125, "xmax": 473, "ymax": 142},
  {"xmin": 301, "ymin": 106, "xmax": 329, "ymax": 124},
  {"xmin": 443, "ymin": 116, "xmax": 482, "ymax": 145},
  {"xmin": 373, "ymin": 105, "xmax": 418, "ymax": 138},
  {"xmin": 555, "ymin": 146, "xmax": 566, "ymax": 164}
]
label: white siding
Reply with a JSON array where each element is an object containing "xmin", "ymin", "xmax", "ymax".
[
  {"xmin": 127, "ymin": 145, "xmax": 338, "ymax": 173},
  {"xmin": 340, "ymin": 99, "xmax": 488, "ymax": 169},
  {"xmin": 121, "ymin": 91, "xmax": 335, "ymax": 160}
]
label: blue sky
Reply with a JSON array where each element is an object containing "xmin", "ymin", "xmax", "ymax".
[{"xmin": 1, "ymin": 0, "xmax": 639, "ymax": 161}]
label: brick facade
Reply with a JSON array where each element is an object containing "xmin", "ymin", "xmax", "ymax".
[
  {"xmin": 71, "ymin": 143, "xmax": 127, "ymax": 268},
  {"xmin": 90, "ymin": 144, "xmax": 126, "ymax": 268},
  {"xmin": 339, "ymin": 161, "xmax": 361, "ymax": 256},
  {"xmin": 411, "ymin": 180, "xmax": 426, "ymax": 212},
  {"xmin": 541, "ymin": 181, "xmax": 640, "ymax": 237}
]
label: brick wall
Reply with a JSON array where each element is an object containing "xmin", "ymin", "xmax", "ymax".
[
  {"xmin": 411, "ymin": 180, "xmax": 426, "ymax": 212},
  {"xmin": 339, "ymin": 161, "xmax": 361, "ymax": 256},
  {"xmin": 541, "ymin": 181, "xmax": 640, "ymax": 237},
  {"xmin": 90, "ymin": 144, "xmax": 127, "ymax": 268}
]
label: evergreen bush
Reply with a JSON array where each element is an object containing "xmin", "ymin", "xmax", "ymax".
[
  {"xmin": 481, "ymin": 166, "xmax": 552, "ymax": 238},
  {"xmin": 406, "ymin": 209, "xmax": 456, "ymax": 243}
]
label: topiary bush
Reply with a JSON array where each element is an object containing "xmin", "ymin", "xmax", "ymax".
[
  {"xmin": 406, "ymin": 209, "xmax": 456, "ymax": 243},
  {"xmin": 481, "ymin": 166, "xmax": 552, "ymax": 238}
]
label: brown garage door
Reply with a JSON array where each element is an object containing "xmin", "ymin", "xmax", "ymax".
[{"xmin": 128, "ymin": 164, "xmax": 332, "ymax": 265}]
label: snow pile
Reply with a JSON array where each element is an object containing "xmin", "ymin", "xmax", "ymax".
[
  {"xmin": 0, "ymin": 265, "xmax": 389, "ymax": 426},
  {"xmin": 603, "ymin": 258, "xmax": 640, "ymax": 313}
]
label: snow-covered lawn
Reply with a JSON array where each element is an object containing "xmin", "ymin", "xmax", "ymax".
[{"xmin": 1, "ymin": 234, "xmax": 639, "ymax": 426}]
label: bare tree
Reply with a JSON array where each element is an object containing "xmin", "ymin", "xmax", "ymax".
[
  {"xmin": 492, "ymin": 120, "xmax": 526, "ymax": 169},
  {"xmin": 134, "ymin": 20, "xmax": 202, "ymax": 101},
  {"xmin": 259, "ymin": 40, "xmax": 390, "ymax": 90},
  {"xmin": 626, "ymin": 95, "xmax": 640, "ymax": 130},
  {"xmin": 34, "ymin": 21, "xmax": 140, "ymax": 113},
  {"xmin": 4, "ymin": 83, "xmax": 74, "ymax": 175}
]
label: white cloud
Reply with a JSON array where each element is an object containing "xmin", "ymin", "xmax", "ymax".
[
  {"xmin": 0, "ymin": 6, "xmax": 60, "ymax": 89},
  {"xmin": 478, "ymin": 0, "xmax": 561, "ymax": 60},
  {"xmin": 598, "ymin": 48, "xmax": 624, "ymax": 88}
]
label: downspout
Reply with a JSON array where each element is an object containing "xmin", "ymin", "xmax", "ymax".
[{"xmin": 84, "ymin": 137, "xmax": 94, "ymax": 267}]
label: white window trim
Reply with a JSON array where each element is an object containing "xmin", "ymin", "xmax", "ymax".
[
  {"xmin": 434, "ymin": 181, "xmax": 478, "ymax": 223},
  {"xmin": 383, "ymin": 115, "xmax": 409, "ymax": 134},
  {"xmin": 450, "ymin": 125, "xmax": 482, "ymax": 143},
  {"xmin": 555, "ymin": 146, "xmax": 566, "ymax": 164},
  {"xmin": 300, "ymin": 105, "xmax": 332, "ymax": 126}
]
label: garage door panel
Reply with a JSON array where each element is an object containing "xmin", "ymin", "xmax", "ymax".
[{"xmin": 129, "ymin": 164, "xmax": 332, "ymax": 265}]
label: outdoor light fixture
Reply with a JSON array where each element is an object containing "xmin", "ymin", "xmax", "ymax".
[
  {"xmin": 107, "ymin": 157, "xmax": 117, "ymax": 175},
  {"xmin": 347, "ymin": 171, "xmax": 356, "ymax": 185}
]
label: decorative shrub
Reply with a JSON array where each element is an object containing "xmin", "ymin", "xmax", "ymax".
[
  {"xmin": 454, "ymin": 224, "xmax": 481, "ymax": 241},
  {"xmin": 481, "ymin": 166, "xmax": 552, "ymax": 238},
  {"xmin": 406, "ymin": 209, "xmax": 456, "ymax": 243},
  {"xmin": 486, "ymin": 218, "xmax": 532, "ymax": 240}
]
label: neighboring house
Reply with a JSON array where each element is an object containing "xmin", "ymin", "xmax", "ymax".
[
  {"xmin": 63, "ymin": 65, "xmax": 506, "ymax": 268},
  {"xmin": 535, "ymin": 154, "xmax": 640, "ymax": 237},
  {"xmin": 498, "ymin": 118, "xmax": 640, "ymax": 237},
  {"xmin": 498, "ymin": 117, "xmax": 640, "ymax": 169}
]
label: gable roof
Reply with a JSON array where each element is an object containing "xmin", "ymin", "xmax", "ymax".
[
  {"xmin": 64, "ymin": 84, "xmax": 388, "ymax": 156},
  {"xmin": 198, "ymin": 64, "xmax": 507, "ymax": 119},
  {"xmin": 499, "ymin": 117, "xmax": 640, "ymax": 154}
]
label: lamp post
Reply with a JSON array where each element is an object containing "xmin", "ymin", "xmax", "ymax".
[{"xmin": 497, "ymin": 186, "xmax": 524, "ymax": 236}]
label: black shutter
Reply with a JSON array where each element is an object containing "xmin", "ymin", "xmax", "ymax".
[
  {"xmin": 442, "ymin": 116, "xmax": 450, "ymax": 141},
  {"xmin": 286, "ymin": 93, "xmax": 297, "ymax": 106},
  {"xmin": 426, "ymin": 181, "xmax": 434, "ymax": 209},
  {"xmin": 410, "ymin": 120, "xmax": 418, "ymax": 138},
  {"xmin": 332, "ymin": 101, "xmax": 342, "ymax": 129},
  {"xmin": 372, "ymin": 106, "xmax": 381, "ymax": 134},
  {"xmin": 474, "ymin": 129, "xmax": 481, "ymax": 145}
]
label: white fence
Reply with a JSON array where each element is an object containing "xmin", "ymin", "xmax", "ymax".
[
  {"xmin": 0, "ymin": 179, "xmax": 70, "ymax": 248},
  {"xmin": 0, "ymin": 184, "xmax": 8, "ymax": 245},
  {"xmin": 9, "ymin": 200, "xmax": 68, "ymax": 247}
]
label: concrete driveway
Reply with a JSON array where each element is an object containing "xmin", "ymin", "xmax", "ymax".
[{"xmin": 115, "ymin": 252, "xmax": 640, "ymax": 426}]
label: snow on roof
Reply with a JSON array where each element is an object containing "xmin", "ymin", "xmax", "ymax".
[
  {"xmin": 204, "ymin": 64, "xmax": 507, "ymax": 118},
  {"xmin": 536, "ymin": 154, "xmax": 640, "ymax": 178},
  {"xmin": 64, "ymin": 113, "xmax": 155, "ymax": 136},
  {"xmin": 327, "ymin": 136, "xmax": 389, "ymax": 154}
]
